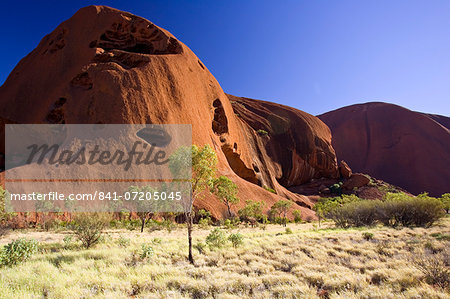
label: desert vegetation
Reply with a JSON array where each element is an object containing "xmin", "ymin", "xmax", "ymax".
[
  {"xmin": 315, "ymin": 192, "xmax": 447, "ymax": 228},
  {"xmin": 1, "ymin": 156, "xmax": 448, "ymax": 298},
  {"xmin": 0, "ymin": 186, "xmax": 448, "ymax": 298},
  {"xmin": 0, "ymin": 218, "xmax": 449, "ymax": 298}
]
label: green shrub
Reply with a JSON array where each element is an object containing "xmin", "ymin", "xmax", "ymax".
[
  {"xmin": 285, "ymin": 227, "xmax": 293, "ymax": 234},
  {"xmin": 257, "ymin": 129, "xmax": 268, "ymax": 136},
  {"xmin": 325, "ymin": 192, "xmax": 444, "ymax": 228},
  {"xmin": 62, "ymin": 235, "xmax": 77, "ymax": 250},
  {"xmin": 327, "ymin": 200, "xmax": 379, "ymax": 228},
  {"xmin": 63, "ymin": 235, "xmax": 73, "ymax": 245},
  {"xmin": 147, "ymin": 220, "xmax": 163, "ymax": 232},
  {"xmin": 263, "ymin": 186, "xmax": 276, "ymax": 194},
  {"xmin": 223, "ymin": 219, "xmax": 233, "ymax": 230},
  {"xmin": 270, "ymin": 200, "xmax": 293, "ymax": 227},
  {"xmin": 198, "ymin": 209, "xmax": 211, "ymax": 219},
  {"xmin": 128, "ymin": 244, "xmax": 154, "ymax": 266},
  {"xmin": 440, "ymin": 193, "xmax": 450, "ymax": 213},
  {"xmin": 349, "ymin": 200, "xmax": 379, "ymax": 226},
  {"xmin": 40, "ymin": 217, "xmax": 60, "ymax": 232},
  {"xmin": 152, "ymin": 238, "xmax": 162, "ymax": 244},
  {"xmin": 198, "ymin": 218, "xmax": 211, "ymax": 229},
  {"xmin": 260, "ymin": 214, "xmax": 269, "ymax": 224},
  {"xmin": 293, "ymin": 210, "xmax": 302, "ymax": 223},
  {"xmin": 117, "ymin": 236, "xmax": 131, "ymax": 248},
  {"xmin": 161, "ymin": 219, "xmax": 175, "ymax": 233},
  {"xmin": 238, "ymin": 200, "xmax": 265, "ymax": 224},
  {"xmin": 268, "ymin": 215, "xmax": 283, "ymax": 225},
  {"xmin": 140, "ymin": 244, "xmax": 154, "ymax": 259},
  {"xmin": 329, "ymin": 182, "xmax": 343, "ymax": 195},
  {"xmin": 377, "ymin": 193, "xmax": 444, "ymax": 227},
  {"xmin": 314, "ymin": 195, "xmax": 359, "ymax": 224},
  {"xmin": 228, "ymin": 233, "xmax": 244, "ymax": 248},
  {"xmin": 70, "ymin": 213, "xmax": 108, "ymax": 249},
  {"xmin": 362, "ymin": 232, "xmax": 374, "ymax": 241},
  {"xmin": 130, "ymin": 219, "xmax": 143, "ymax": 231},
  {"xmin": 431, "ymin": 233, "xmax": 450, "ymax": 241},
  {"xmin": 0, "ymin": 238, "xmax": 38, "ymax": 267},
  {"xmin": 206, "ymin": 228, "xmax": 227, "ymax": 250}
]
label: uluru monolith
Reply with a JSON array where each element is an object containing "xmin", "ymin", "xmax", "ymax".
[{"xmin": 0, "ymin": 5, "xmax": 340, "ymax": 218}]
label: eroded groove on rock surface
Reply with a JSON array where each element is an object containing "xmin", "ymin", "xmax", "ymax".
[
  {"xmin": 90, "ymin": 19, "xmax": 182, "ymax": 55},
  {"xmin": 71, "ymin": 72, "xmax": 93, "ymax": 90},
  {"xmin": 93, "ymin": 50, "xmax": 150, "ymax": 69},
  {"xmin": 42, "ymin": 29, "xmax": 67, "ymax": 55}
]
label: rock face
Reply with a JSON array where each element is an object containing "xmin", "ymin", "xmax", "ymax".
[
  {"xmin": 319, "ymin": 102, "xmax": 450, "ymax": 197},
  {"xmin": 229, "ymin": 95, "xmax": 339, "ymax": 187},
  {"xmin": 426, "ymin": 114, "xmax": 450, "ymax": 130},
  {"xmin": 0, "ymin": 5, "xmax": 339, "ymax": 218},
  {"xmin": 338, "ymin": 160, "xmax": 352, "ymax": 178},
  {"xmin": 342, "ymin": 173, "xmax": 370, "ymax": 190}
]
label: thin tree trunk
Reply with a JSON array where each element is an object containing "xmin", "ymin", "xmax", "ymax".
[
  {"xmin": 187, "ymin": 212, "xmax": 194, "ymax": 264},
  {"xmin": 140, "ymin": 217, "xmax": 145, "ymax": 233},
  {"xmin": 226, "ymin": 202, "xmax": 232, "ymax": 218}
]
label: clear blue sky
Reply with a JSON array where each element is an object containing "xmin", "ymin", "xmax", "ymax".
[{"xmin": 1, "ymin": 0, "xmax": 449, "ymax": 116}]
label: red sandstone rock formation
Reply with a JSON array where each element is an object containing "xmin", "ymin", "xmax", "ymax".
[
  {"xmin": 319, "ymin": 102, "xmax": 450, "ymax": 197},
  {"xmin": 342, "ymin": 173, "xmax": 371, "ymax": 190},
  {"xmin": 0, "ymin": 5, "xmax": 339, "ymax": 219},
  {"xmin": 338, "ymin": 161, "xmax": 352, "ymax": 179}
]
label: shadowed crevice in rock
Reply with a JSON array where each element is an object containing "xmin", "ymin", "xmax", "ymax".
[
  {"xmin": 46, "ymin": 98, "xmax": 67, "ymax": 124},
  {"xmin": 136, "ymin": 125, "xmax": 172, "ymax": 148},
  {"xmin": 71, "ymin": 72, "xmax": 93, "ymax": 90},
  {"xmin": 212, "ymin": 99, "xmax": 228, "ymax": 135},
  {"xmin": 41, "ymin": 29, "xmax": 67, "ymax": 55},
  {"xmin": 221, "ymin": 144, "xmax": 259, "ymax": 185}
]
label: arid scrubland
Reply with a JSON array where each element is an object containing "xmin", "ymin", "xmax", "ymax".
[{"xmin": 0, "ymin": 219, "xmax": 449, "ymax": 298}]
